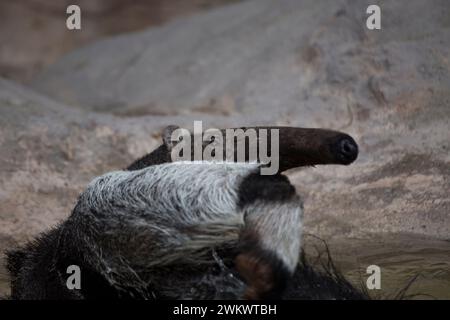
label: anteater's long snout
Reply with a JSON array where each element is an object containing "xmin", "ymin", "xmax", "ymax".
[
  {"xmin": 128, "ymin": 125, "xmax": 359, "ymax": 173},
  {"xmin": 258, "ymin": 127, "xmax": 359, "ymax": 171}
]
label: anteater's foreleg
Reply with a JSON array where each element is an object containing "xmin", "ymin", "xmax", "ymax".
[{"xmin": 235, "ymin": 173, "xmax": 303, "ymax": 299}]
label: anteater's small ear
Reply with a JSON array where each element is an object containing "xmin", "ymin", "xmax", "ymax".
[{"xmin": 162, "ymin": 125, "xmax": 180, "ymax": 150}]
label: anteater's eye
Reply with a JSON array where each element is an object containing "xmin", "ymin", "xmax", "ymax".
[{"xmin": 210, "ymin": 136, "xmax": 215, "ymax": 142}]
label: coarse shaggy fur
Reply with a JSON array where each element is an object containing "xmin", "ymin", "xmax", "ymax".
[{"xmin": 6, "ymin": 126, "xmax": 367, "ymax": 300}]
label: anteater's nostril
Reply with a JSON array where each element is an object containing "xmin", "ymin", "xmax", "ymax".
[
  {"xmin": 341, "ymin": 140, "xmax": 354, "ymax": 154},
  {"xmin": 337, "ymin": 138, "xmax": 358, "ymax": 164}
]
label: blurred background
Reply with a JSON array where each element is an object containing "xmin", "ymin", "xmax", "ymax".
[{"xmin": 0, "ymin": 0, "xmax": 449, "ymax": 299}]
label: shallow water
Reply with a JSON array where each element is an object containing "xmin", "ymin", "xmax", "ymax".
[
  {"xmin": 304, "ymin": 235, "xmax": 450, "ymax": 299},
  {"xmin": 1, "ymin": 234, "xmax": 449, "ymax": 299}
]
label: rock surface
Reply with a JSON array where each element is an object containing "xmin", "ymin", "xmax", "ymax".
[
  {"xmin": 1, "ymin": 0, "xmax": 449, "ymax": 297},
  {"xmin": 0, "ymin": 0, "xmax": 238, "ymax": 82}
]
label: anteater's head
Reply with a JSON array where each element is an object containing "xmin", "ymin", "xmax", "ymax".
[{"xmin": 128, "ymin": 126, "xmax": 359, "ymax": 173}]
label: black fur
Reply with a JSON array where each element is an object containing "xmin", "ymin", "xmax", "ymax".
[
  {"xmin": 7, "ymin": 234, "xmax": 368, "ymax": 300},
  {"xmin": 7, "ymin": 227, "xmax": 79, "ymax": 299},
  {"xmin": 237, "ymin": 173, "xmax": 297, "ymax": 209},
  {"xmin": 127, "ymin": 144, "xmax": 171, "ymax": 171}
]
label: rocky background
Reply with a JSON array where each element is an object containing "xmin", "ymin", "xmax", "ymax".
[{"xmin": 1, "ymin": 0, "xmax": 449, "ymax": 298}]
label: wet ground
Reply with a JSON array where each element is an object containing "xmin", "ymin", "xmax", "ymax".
[{"xmin": 304, "ymin": 235, "xmax": 450, "ymax": 299}]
